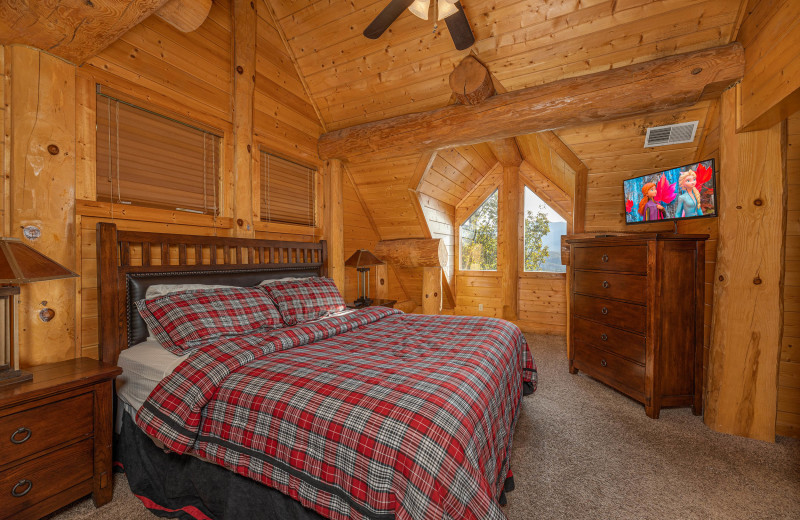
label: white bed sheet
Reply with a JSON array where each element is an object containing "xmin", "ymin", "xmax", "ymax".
[{"xmin": 116, "ymin": 339, "xmax": 190, "ymax": 412}]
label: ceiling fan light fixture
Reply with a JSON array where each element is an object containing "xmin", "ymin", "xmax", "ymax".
[
  {"xmin": 408, "ymin": 0, "xmax": 430, "ymax": 20},
  {"xmin": 437, "ymin": 0, "xmax": 458, "ymax": 19}
]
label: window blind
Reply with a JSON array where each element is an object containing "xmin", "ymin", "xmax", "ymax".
[
  {"xmin": 96, "ymin": 92, "xmax": 220, "ymax": 215},
  {"xmin": 260, "ymin": 151, "xmax": 316, "ymax": 226}
]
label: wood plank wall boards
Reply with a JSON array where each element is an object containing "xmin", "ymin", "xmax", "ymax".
[
  {"xmin": 736, "ymin": 0, "xmax": 800, "ymax": 132},
  {"xmin": 778, "ymin": 111, "xmax": 800, "ymax": 437},
  {"xmin": 517, "ymin": 273, "xmax": 567, "ymax": 335},
  {"xmin": 556, "ymin": 101, "xmax": 718, "ymax": 232},
  {"xmin": 455, "ymin": 272, "xmax": 503, "ymax": 318},
  {"xmin": 6, "ymin": 47, "xmax": 78, "ymax": 365},
  {"xmin": 0, "ymin": 0, "xmax": 171, "ymax": 65},
  {"xmin": 0, "ymin": 46, "xmax": 5, "ymax": 236},
  {"xmin": 270, "ymin": 0, "xmax": 740, "ymax": 132},
  {"xmin": 704, "ymin": 88, "xmax": 786, "ymax": 443}
]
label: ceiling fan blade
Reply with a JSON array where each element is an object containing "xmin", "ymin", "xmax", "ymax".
[
  {"xmin": 363, "ymin": 0, "xmax": 416, "ymax": 39},
  {"xmin": 444, "ymin": 2, "xmax": 475, "ymax": 50}
]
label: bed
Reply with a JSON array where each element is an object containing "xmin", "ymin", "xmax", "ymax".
[{"xmin": 97, "ymin": 223, "xmax": 536, "ymax": 520}]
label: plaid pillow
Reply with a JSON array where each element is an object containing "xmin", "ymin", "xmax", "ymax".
[
  {"xmin": 258, "ymin": 277, "xmax": 345, "ymax": 326},
  {"xmin": 136, "ymin": 287, "xmax": 284, "ymax": 354}
]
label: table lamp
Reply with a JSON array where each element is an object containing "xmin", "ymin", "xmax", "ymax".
[
  {"xmin": 344, "ymin": 249, "xmax": 385, "ymax": 307},
  {"xmin": 0, "ymin": 238, "xmax": 79, "ymax": 386}
]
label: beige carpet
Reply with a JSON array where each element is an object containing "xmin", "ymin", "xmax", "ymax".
[{"xmin": 48, "ymin": 334, "xmax": 800, "ymax": 520}]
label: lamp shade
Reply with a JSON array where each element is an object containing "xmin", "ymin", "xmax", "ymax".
[
  {"xmin": 344, "ymin": 249, "xmax": 384, "ymax": 268},
  {"xmin": 0, "ymin": 238, "xmax": 78, "ymax": 284}
]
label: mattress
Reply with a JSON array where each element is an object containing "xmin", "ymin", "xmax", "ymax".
[{"xmin": 116, "ymin": 339, "xmax": 190, "ymax": 412}]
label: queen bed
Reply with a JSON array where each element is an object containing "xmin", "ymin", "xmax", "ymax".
[{"xmin": 97, "ymin": 223, "xmax": 536, "ymax": 520}]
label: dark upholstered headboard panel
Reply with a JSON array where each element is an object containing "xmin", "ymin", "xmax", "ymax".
[{"xmin": 97, "ymin": 223, "xmax": 327, "ymax": 364}]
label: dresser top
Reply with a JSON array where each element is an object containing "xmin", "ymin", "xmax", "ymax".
[{"xmin": 565, "ymin": 232, "xmax": 709, "ymax": 245}]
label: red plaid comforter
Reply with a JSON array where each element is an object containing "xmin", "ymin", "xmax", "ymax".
[{"xmin": 136, "ymin": 308, "xmax": 536, "ymax": 520}]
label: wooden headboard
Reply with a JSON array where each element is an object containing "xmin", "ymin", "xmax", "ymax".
[{"xmin": 96, "ymin": 223, "xmax": 327, "ymax": 364}]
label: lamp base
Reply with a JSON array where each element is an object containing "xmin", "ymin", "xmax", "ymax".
[
  {"xmin": 353, "ymin": 297, "xmax": 373, "ymax": 308},
  {"xmin": 0, "ymin": 364, "xmax": 33, "ymax": 387}
]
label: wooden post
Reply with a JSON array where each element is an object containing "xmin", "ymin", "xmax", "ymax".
[
  {"xmin": 422, "ymin": 267, "xmax": 442, "ymax": 315},
  {"xmin": 704, "ymin": 87, "xmax": 787, "ymax": 442},
  {"xmin": 326, "ymin": 159, "xmax": 344, "ymax": 292},
  {"xmin": 500, "ymin": 164, "xmax": 520, "ymax": 321},
  {"xmin": 8, "ymin": 46, "xmax": 77, "ymax": 365},
  {"xmin": 374, "ymin": 264, "xmax": 389, "ymax": 299},
  {"xmin": 232, "ymin": 0, "xmax": 256, "ymax": 237}
]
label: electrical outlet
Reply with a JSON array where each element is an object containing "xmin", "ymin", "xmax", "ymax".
[{"xmin": 478, "ymin": 303, "xmax": 484, "ymax": 311}]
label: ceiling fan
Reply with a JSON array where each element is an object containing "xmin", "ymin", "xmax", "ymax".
[{"xmin": 364, "ymin": 0, "xmax": 475, "ymax": 51}]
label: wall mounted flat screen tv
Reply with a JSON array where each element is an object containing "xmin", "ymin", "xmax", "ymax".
[{"xmin": 624, "ymin": 159, "xmax": 717, "ymax": 225}]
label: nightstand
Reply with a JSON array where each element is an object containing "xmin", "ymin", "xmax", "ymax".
[
  {"xmin": 347, "ymin": 299, "xmax": 397, "ymax": 309},
  {"xmin": 0, "ymin": 358, "xmax": 122, "ymax": 520}
]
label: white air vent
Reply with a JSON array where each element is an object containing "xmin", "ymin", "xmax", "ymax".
[{"xmin": 644, "ymin": 121, "xmax": 699, "ymax": 148}]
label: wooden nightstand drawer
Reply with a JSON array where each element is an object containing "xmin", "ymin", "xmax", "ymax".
[
  {"xmin": 0, "ymin": 392, "xmax": 93, "ymax": 465},
  {"xmin": 573, "ymin": 245, "xmax": 647, "ymax": 274},
  {"xmin": 0, "ymin": 438, "xmax": 93, "ymax": 520}
]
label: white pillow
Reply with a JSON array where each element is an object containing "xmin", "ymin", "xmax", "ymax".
[
  {"xmin": 258, "ymin": 277, "xmax": 301, "ymax": 285},
  {"xmin": 142, "ymin": 284, "xmax": 235, "ymax": 341}
]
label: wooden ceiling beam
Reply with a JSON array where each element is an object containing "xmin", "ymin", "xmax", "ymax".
[
  {"xmin": 318, "ymin": 43, "xmax": 744, "ymax": 161},
  {"xmin": 0, "ymin": 0, "xmax": 171, "ymax": 64},
  {"xmin": 154, "ymin": 0, "xmax": 212, "ymax": 33}
]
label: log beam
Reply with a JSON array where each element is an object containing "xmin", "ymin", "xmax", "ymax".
[
  {"xmin": 325, "ymin": 159, "xmax": 345, "ymax": 292},
  {"xmin": 449, "ymin": 56, "xmax": 495, "ymax": 105},
  {"xmin": 155, "ymin": 0, "xmax": 213, "ymax": 33},
  {"xmin": 500, "ymin": 164, "xmax": 520, "ymax": 321},
  {"xmin": 488, "ymin": 138, "xmax": 522, "ymax": 167},
  {"xmin": 374, "ymin": 239, "xmax": 447, "ymax": 269},
  {"xmin": 318, "ymin": 44, "xmax": 744, "ymax": 160},
  {"xmin": 0, "ymin": 0, "xmax": 170, "ymax": 64},
  {"xmin": 704, "ymin": 87, "xmax": 787, "ymax": 442},
  {"xmin": 232, "ymin": 0, "xmax": 256, "ymax": 237}
]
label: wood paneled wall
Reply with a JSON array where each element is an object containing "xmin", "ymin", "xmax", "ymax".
[
  {"xmin": 1, "ymin": 1, "xmax": 383, "ymax": 364},
  {"xmin": 779, "ymin": 112, "xmax": 800, "ymax": 437}
]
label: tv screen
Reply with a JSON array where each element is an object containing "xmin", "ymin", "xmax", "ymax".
[{"xmin": 624, "ymin": 159, "xmax": 717, "ymax": 225}]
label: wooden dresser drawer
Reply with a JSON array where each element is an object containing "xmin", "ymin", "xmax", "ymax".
[
  {"xmin": 0, "ymin": 392, "xmax": 93, "ymax": 465},
  {"xmin": 573, "ymin": 317, "xmax": 646, "ymax": 364},
  {"xmin": 573, "ymin": 294, "xmax": 646, "ymax": 334},
  {"xmin": 574, "ymin": 344, "xmax": 645, "ymax": 396},
  {"xmin": 573, "ymin": 245, "xmax": 647, "ymax": 274},
  {"xmin": 0, "ymin": 438, "xmax": 94, "ymax": 520},
  {"xmin": 573, "ymin": 270, "xmax": 647, "ymax": 304}
]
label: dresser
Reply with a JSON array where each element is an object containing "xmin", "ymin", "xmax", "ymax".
[
  {"xmin": 566, "ymin": 233, "xmax": 707, "ymax": 419},
  {"xmin": 0, "ymin": 358, "xmax": 122, "ymax": 520}
]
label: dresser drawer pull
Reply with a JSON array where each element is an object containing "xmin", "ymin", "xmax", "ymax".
[
  {"xmin": 602, "ymin": 254, "xmax": 609, "ymax": 263},
  {"xmin": 601, "ymin": 333, "xmax": 608, "ymax": 341},
  {"xmin": 10, "ymin": 427, "xmax": 32, "ymax": 444},
  {"xmin": 601, "ymin": 307, "xmax": 608, "ymax": 315},
  {"xmin": 11, "ymin": 479, "xmax": 32, "ymax": 497},
  {"xmin": 600, "ymin": 359, "xmax": 608, "ymax": 367},
  {"xmin": 602, "ymin": 280, "xmax": 609, "ymax": 289}
]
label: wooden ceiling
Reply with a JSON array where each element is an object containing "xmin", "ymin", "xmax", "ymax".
[{"xmin": 270, "ymin": 0, "xmax": 742, "ymax": 131}]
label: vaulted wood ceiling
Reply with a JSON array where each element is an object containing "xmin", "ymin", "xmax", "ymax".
[{"xmin": 270, "ymin": 0, "xmax": 742, "ymax": 131}]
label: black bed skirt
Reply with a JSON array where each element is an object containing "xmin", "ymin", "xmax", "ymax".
[{"xmin": 116, "ymin": 412, "xmax": 328, "ymax": 520}]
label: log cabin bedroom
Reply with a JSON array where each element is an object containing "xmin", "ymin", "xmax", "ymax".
[{"xmin": 0, "ymin": 0, "xmax": 798, "ymax": 519}]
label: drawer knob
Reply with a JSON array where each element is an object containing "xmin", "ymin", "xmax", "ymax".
[
  {"xmin": 12, "ymin": 479, "xmax": 32, "ymax": 498},
  {"xmin": 602, "ymin": 254, "xmax": 609, "ymax": 262},
  {"xmin": 10, "ymin": 427, "xmax": 32, "ymax": 444},
  {"xmin": 601, "ymin": 333, "xmax": 608, "ymax": 341},
  {"xmin": 601, "ymin": 307, "xmax": 608, "ymax": 315},
  {"xmin": 602, "ymin": 280, "xmax": 610, "ymax": 289},
  {"xmin": 600, "ymin": 359, "xmax": 608, "ymax": 367}
]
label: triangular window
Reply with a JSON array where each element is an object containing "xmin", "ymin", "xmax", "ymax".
[
  {"xmin": 524, "ymin": 187, "xmax": 566, "ymax": 273},
  {"xmin": 459, "ymin": 190, "xmax": 498, "ymax": 271}
]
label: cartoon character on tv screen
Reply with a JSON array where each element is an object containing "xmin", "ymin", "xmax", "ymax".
[
  {"xmin": 638, "ymin": 182, "xmax": 665, "ymax": 221},
  {"xmin": 676, "ymin": 169, "xmax": 703, "ymax": 218}
]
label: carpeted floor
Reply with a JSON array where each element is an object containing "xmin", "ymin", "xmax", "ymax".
[{"xmin": 47, "ymin": 334, "xmax": 800, "ymax": 520}]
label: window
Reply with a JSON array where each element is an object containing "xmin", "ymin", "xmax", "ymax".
[
  {"xmin": 460, "ymin": 190, "xmax": 498, "ymax": 271},
  {"xmin": 96, "ymin": 91, "xmax": 220, "ymax": 215},
  {"xmin": 260, "ymin": 151, "xmax": 316, "ymax": 227},
  {"xmin": 524, "ymin": 187, "xmax": 566, "ymax": 273}
]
